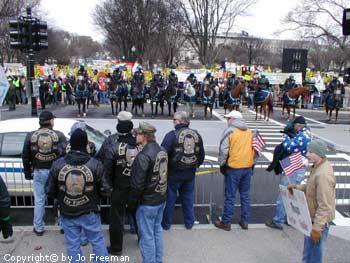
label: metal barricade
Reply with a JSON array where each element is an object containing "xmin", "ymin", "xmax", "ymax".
[{"xmin": 2, "ymin": 159, "xmax": 350, "ymax": 219}]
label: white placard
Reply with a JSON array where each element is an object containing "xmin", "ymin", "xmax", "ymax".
[
  {"xmin": 279, "ymin": 185, "xmax": 312, "ymax": 236},
  {"xmin": 0, "ymin": 66, "xmax": 10, "ymax": 106},
  {"xmin": 265, "ymin": 72, "xmax": 303, "ymax": 85}
]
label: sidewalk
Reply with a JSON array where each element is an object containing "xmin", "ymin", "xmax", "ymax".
[{"xmin": 1, "ymin": 225, "xmax": 350, "ymax": 263}]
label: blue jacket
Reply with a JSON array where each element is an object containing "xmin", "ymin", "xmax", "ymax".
[
  {"xmin": 282, "ymin": 127, "xmax": 312, "ymax": 156},
  {"xmin": 161, "ymin": 123, "xmax": 205, "ymax": 181}
]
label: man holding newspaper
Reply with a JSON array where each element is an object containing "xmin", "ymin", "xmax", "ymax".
[{"xmin": 266, "ymin": 116, "xmax": 312, "ymax": 230}]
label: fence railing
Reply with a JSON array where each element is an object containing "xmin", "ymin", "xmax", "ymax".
[{"xmin": 1, "ymin": 159, "xmax": 350, "ymax": 222}]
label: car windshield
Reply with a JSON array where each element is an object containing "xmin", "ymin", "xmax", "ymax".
[{"xmin": 85, "ymin": 125, "xmax": 106, "ymax": 151}]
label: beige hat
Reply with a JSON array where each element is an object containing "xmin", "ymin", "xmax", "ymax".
[
  {"xmin": 134, "ymin": 122, "xmax": 157, "ymax": 134},
  {"xmin": 117, "ymin": 111, "xmax": 132, "ymax": 121},
  {"xmin": 224, "ymin": 110, "xmax": 242, "ymax": 119}
]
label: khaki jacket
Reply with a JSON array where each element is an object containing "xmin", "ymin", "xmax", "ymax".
[{"xmin": 297, "ymin": 159, "xmax": 336, "ymax": 231}]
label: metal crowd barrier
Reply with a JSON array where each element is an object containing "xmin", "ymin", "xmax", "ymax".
[{"xmin": 1, "ymin": 159, "xmax": 349, "ymax": 220}]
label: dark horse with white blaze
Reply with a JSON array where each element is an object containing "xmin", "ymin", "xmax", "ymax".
[
  {"xmin": 131, "ymin": 81, "xmax": 145, "ymax": 116},
  {"xmin": 149, "ymin": 82, "xmax": 165, "ymax": 118},
  {"xmin": 282, "ymin": 86, "xmax": 308, "ymax": 121},
  {"xmin": 164, "ymin": 82, "xmax": 178, "ymax": 116}
]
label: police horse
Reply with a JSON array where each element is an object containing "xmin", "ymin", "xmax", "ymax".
[
  {"xmin": 75, "ymin": 75, "xmax": 89, "ymax": 117},
  {"xmin": 224, "ymin": 80, "xmax": 246, "ymax": 113},
  {"xmin": 106, "ymin": 77, "xmax": 118, "ymax": 116},
  {"xmin": 149, "ymin": 82, "xmax": 165, "ymax": 118},
  {"xmin": 282, "ymin": 86, "xmax": 308, "ymax": 121},
  {"xmin": 164, "ymin": 82, "xmax": 178, "ymax": 116},
  {"xmin": 184, "ymin": 81, "xmax": 198, "ymax": 118},
  {"xmin": 254, "ymin": 88, "xmax": 274, "ymax": 121},
  {"xmin": 325, "ymin": 86, "xmax": 343, "ymax": 123},
  {"xmin": 202, "ymin": 80, "xmax": 215, "ymax": 119},
  {"xmin": 131, "ymin": 81, "xmax": 145, "ymax": 116},
  {"xmin": 115, "ymin": 82, "xmax": 128, "ymax": 113}
]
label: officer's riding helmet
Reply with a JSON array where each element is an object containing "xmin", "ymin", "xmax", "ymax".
[
  {"xmin": 190, "ymin": 70, "xmax": 195, "ymax": 76},
  {"xmin": 137, "ymin": 65, "xmax": 143, "ymax": 71},
  {"xmin": 206, "ymin": 70, "xmax": 212, "ymax": 77},
  {"xmin": 170, "ymin": 68, "xmax": 174, "ymax": 73},
  {"xmin": 289, "ymin": 74, "xmax": 294, "ymax": 80},
  {"xmin": 156, "ymin": 68, "xmax": 161, "ymax": 73}
]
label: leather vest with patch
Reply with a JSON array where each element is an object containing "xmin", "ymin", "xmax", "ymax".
[
  {"xmin": 30, "ymin": 128, "xmax": 60, "ymax": 164},
  {"xmin": 171, "ymin": 128, "xmax": 201, "ymax": 169}
]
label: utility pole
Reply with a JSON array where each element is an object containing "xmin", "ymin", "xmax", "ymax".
[{"xmin": 9, "ymin": 7, "xmax": 48, "ymax": 117}]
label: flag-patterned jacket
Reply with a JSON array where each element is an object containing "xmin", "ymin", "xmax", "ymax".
[{"xmin": 282, "ymin": 127, "xmax": 312, "ymax": 156}]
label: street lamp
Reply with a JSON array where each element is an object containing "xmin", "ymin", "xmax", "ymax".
[{"xmin": 131, "ymin": 46, "xmax": 136, "ymax": 62}]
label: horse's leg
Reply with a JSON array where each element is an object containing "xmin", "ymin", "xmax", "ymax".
[
  {"xmin": 293, "ymin": 106, "xmax": 296, "ymax": 120},
  {"xmin": 173, "ymin": 101, "xmax": 177, "ymax": 114},
  {"xmin": 167, "ymin": 100, "xmax": 171, "ymax": 116},
  {"xmin": 335, "ymin": 108, "xmax": 338, "ymax": 124},
  {"xmin": 83, "ymin": 98, "xmax": 87, "ymax": 117},
  {"xmin": 204, "ymin": 104, "xmax": 207, "ymax": 119},
  {"xmin": 282, "ymin": 104, "xmax": 285, "ymax": 115},
  {"xmin": 255, "ymin": 105, "xmax": 258, "ymax": 120},
  {"xmin": 210, "ymin": 104, "xmax": 213, "ymax": 119},
  {"xmin": 329, "ymin": 109, "xmax": 332, "ymax": 121},
  {"xmin": 77, "ymin": 100, "xmax": 81, "ymax": 117},
  {"xmin": 124, "ymin": 96, "xmax": 127, "ymax": 110},
  {"xmin": 160, "ymin": 100, "xmax": 164, "ymax": 115}
]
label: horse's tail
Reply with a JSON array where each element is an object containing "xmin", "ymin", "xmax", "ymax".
[{"xmin": 268, "ymin": 95, "xmax": 274, "ymax": 113}]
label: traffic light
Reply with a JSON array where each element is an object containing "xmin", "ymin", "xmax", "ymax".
[
  {"xmin": 32, "ymin": 20, "xmax": 48, "ymax": 51},
  {"xmin": 9, "ymin": 18, "xmax": 26, "ymax": 49}
]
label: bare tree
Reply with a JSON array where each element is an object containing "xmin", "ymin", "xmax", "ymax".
[
  {"xmin": 179, "ymin": 0, "xmax": 257, "ymax": 67},
  {"xmin": 0, "ymin": 0, "xmax": 41, "ymax": 64},
  {"xmin": 281, "ymin": 0, "xmax": 350, "ymax": 70}
]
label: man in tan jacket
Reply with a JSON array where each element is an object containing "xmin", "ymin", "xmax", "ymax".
[{"xmin": 288, "ymin": 139, "xmax": 336, "ymax": 263}]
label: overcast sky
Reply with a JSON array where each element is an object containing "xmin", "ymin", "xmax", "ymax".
[{"xmin": 40, "ymin": 0, "xmax": 299, "ymax": 42}]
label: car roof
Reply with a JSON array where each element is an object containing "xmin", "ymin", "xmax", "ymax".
[{"xmin": 0, "ymin": 118, "xmax": 79, "ymax": 137}]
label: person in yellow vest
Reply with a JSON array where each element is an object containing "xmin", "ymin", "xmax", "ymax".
[
  {"xmin": 214, "ymin": 110, "xmax": 255, "ymax": 231},
  {"xmin": 12, "ymin": 76, "xmax": 21, "ymax": 104}
]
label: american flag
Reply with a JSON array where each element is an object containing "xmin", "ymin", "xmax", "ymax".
[
  {"xmin": 252, "ymin": 130, "xmax": 266, "ymax": 156},
  {"xmin": 279, "ymin": 151, "xmax": 304, "ymax": 176}
]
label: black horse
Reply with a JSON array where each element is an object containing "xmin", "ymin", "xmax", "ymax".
[
  {"xmin": 164, "ymin": 83, "xmax": 178, "ymax": 116},
  {"xmin": 131, "ymin": 82, "xmax": 145, "ymax": 116},
  {"xmin": 115, "ymin": 83, "xmax": 128, "ymax": 113},
  {"xmin": 149, "ymin": 83, "xmax": 165, "ymax": 118}
]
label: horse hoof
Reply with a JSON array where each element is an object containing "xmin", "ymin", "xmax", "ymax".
[
  {"xmin": 83, "ymin": 113, "xmax": 86, "ymax": 117},
  {"xmin": 77, "ymin": 114, "xmax": 81, "ymax": 118}
]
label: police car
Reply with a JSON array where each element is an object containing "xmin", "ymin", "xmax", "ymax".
[{"xmin": 0, "ymin": 118, "xmax": 106, "ymax": 197}]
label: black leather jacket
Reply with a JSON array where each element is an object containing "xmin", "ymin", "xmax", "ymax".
[
  {"xmin": 46, "ymin": 150, "xmax": 112, "ymax": 217},
  {"xmin": 22, "ymin": 125, "xmax": 66, "ymax": 177},
  {"xmin": 95, "ymin": 133, "xmax": 119, "ymax": 160},
  {"xmin": 130, "ymin": 141, "xmax": 168, "ymax": 206},
  {"xmin": 104, "ymin": 134, "xmax": 138, "ymax": 190},
  {"xmin": 0, "ymin": 176, "xmax": 10, "ymax": 208}
]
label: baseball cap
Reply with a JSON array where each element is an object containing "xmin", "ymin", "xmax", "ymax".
[{"xmin": 223, "ymin": 110, "xmax": 243, "ymax": 119}]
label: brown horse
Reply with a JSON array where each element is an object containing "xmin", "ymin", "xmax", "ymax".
[
  {"xmin": 282, "ymin": 86, "xmax": 308, "ymax": 121},
  {"xmin": 224, "ymin": 81, "xmax": 246, "ymax": 113},
  {"xmin": 325, "ymin": 87, "xmax": 343, "ymax": 123},
  {"xmin": 254, "ymin": 92, "xmax": 274, "ymax": 121},
  {"xmin": 202, "ymin": 81, "xmax": 215, "ymax": 119}
]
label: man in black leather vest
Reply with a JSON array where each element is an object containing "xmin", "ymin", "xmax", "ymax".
[
  {"xmin": 161, "ymin": 111, "xmax": 205, "ymax": 230},
  {"xmin": 129, "ymin": 122, "xmax": 168, "ymax": 263},
  {"xmin": 22, "ymin": 111, "xmax": 66, "ymax": 236},
  {"xmin": 104, "ymin": 111, "xmax": 140, "ymax": 255},
  {"xmin": 46, "ymin": 129, "xmax": 112, "ymax": 262}
]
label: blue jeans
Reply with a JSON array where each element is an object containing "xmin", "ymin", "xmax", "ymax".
[
  {"xmin": 273, "ymin": 168, "xmax": 306, "ymax": 225},
  {"xmin": 61, "ymin": 213, "xmax": 108, "ymax": 263},
  {"xmin": 58, "ymin": 216, "xmax": 88, "ymax": 245},
  {"xmin": 33, "ymin": 169, "xmax": 50, "ymax": 232},
  {"xmin": 162, "ymin": 177, "xmax": 195, "ymax": 229},
  {"xmin": 302, "ymin": 224, "xmax": 329, "ymax": 263},
  {"xmin": 137, "ymin": 203, "xmax": 165, "ymax": 263},
  {"xmin": 221, "ymin": 168, "xmax": 252, "ymax": 225}
]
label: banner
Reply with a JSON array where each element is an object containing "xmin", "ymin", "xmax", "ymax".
[
  {"xmin": 265, "ymin": 72, "xmax": 303, "ymax": 85},
  {"xmin": 279, "ymin": 185, "xmax": 312, "ymax": 236},
  {"xmin": 0, "ymin": 66, "xmax": 10, "ymax": 106}
]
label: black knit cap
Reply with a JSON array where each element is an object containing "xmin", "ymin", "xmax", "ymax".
[
  {"xmin": 293, "ymin": 116, "xmax": 306, "ymax": 125},
  {"xmin": 117, "ymin": 120, "xmax": 134, "ymax": 134},
  {"xmin": 70, "ymin": 129, "xmax": 88, "ymax": 151}
]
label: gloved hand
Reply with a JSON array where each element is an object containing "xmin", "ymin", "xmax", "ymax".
[
  {"xmin": 287, "ymin": 184, "xmax": 297, "ymax": 195},
  {"xmin": 310, "ymin": 229, "xmax": 322, "ymax": 243},
  {"xmin": 220, "ymin": 165, "xmax": 227, "ymax": 175},
  {"xmin": 24, "ymin": 172, "xmax": 33, "ymax": 180}
]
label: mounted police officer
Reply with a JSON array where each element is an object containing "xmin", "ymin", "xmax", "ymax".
[
  {"xmin": 161, "ymin": 111, "xmax": 205, "ymax": 230},
  {"xmin": 131, "ymin": 65, "xmax": 145, "ymax": 90},
  {"xmin": 327, "ymin": 75, "xmax": 341, "ymax": 94},
  {"xmin": 227, "ymin": 70, "xmax": 236, "ymax": 91},
  {"xmin": 22, "ymin": 111, "xmax": 67, "ymax": 236},
  {"xmin": 254, "ymin": 73, "xmax": 270, "ymax": 103},
  {"xmin": 75, "ymin": 64, "xmax": 89, "ymax": 117},
  {"xmin": 283, "ymin": 74, "xmax": 297, "ymax": 93},
  {"xmin": 46, "ymin": 128, "xmax": 112, "ymax": 262},
  {"xmin": 167, "ymin": 66, "xmax": 179, "ymax": 113},
  {"xmin": 6, "ymin": 76, "xmax": 16, "ymax": 111},
  {"xmin": 104, "ymin": 111, "xmax": 140, "ymax": 255},
  {"xmin": 186, "ymin": 70, "xmax": 198, "ymax": 86},
  {"xmin": 129, "ymin": 122, "xmax": 168, "ymax": 263},
  {"xmin": 112, "ymin": 65, "xmax": 123, "ymax": 86},
  {"xmin": 151, "ymin": 68, "xmax": 165, "ymax": 89}
]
